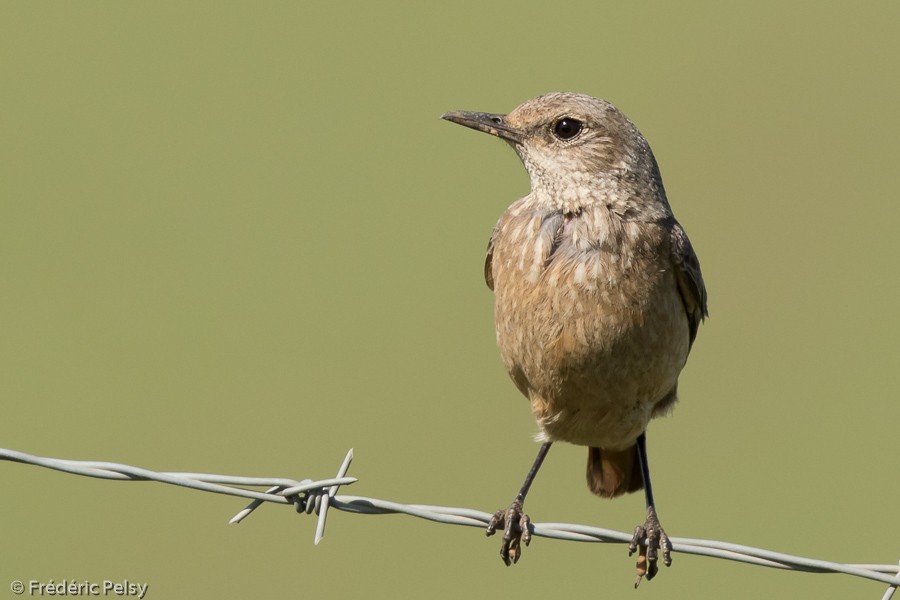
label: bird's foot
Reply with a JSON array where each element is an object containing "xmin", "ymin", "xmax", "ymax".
[
  {"xmin": 628, "ymin": 505, "xmax": 672, "ymax": 587},
  {"xmin": 485, "ymin": 498, "xmax": 532, "ymax": 565}
]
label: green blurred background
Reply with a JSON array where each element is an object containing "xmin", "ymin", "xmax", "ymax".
[{"xmin": 2, "ymin": 2, "xmax": 898, "ymax": 598}]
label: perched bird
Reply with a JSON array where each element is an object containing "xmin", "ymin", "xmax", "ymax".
[{"xmin": 441, "ymin": 92, "xmax": 707, "ymax": 585}]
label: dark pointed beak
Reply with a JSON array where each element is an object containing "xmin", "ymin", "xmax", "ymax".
[{"xmin": 441, "ymin": 110, "xmax": 526, "ymax": 144}]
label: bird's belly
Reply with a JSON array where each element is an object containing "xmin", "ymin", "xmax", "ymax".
[{"xmin": 495, "ymin": 266, "xmax": 690, "ymax": 450}]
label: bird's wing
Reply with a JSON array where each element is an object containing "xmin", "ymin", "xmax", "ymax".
[
  {"xmin": 484, "ymin": 232, "xmax": 495, "ymax": 291},
  {"xmin": 670, "ymin": 221, "xmax": 708, "ymax": 347}
]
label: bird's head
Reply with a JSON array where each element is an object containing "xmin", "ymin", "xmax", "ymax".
[{"xmin": 443, "ymin": 92, "xmax": 665, "ymax": 212}]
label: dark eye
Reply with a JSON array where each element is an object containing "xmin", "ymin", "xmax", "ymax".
[{"xmin": 553, "ymin": 117, "xmax": 583, "ymax": 140}]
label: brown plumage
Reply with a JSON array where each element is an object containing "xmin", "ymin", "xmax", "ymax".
[
  {"xmin": 587, "ymin": 446, "xmax": 643, "ymax": 497},
  {"xmin": 443, "ymin": 92, "xmax": 707, "ymax": 584}
]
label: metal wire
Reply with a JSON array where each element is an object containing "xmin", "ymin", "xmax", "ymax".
[{"xmin": 2, "ymin": 446, "xmax": 897, "ymax": 594}]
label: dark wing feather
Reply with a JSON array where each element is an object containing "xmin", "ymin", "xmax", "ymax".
[
  {"xmin": 670, "ymin": 221, "xmax": 708, "ymax": 347},
  {"xmin": 484, "ymin": 231, "xmax": 496, "ymax": 291}
]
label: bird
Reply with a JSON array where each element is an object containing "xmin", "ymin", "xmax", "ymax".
[{"xmin": 441, "ymin": 92, "xmax": 707, "ymax": 585}]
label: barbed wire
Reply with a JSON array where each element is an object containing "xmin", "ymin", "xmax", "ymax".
[{"xmin": 2, "ymin": 446, "xmax": 898, "ymax": 595}]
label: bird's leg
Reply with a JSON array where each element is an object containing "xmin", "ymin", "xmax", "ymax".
[
  {"xmin": 486, "ymin": 441, "xmax": 551, "ymax": 565},
  {"xmin": 628, "ymin": 433, "xmax": 672, "ymax": 586}
]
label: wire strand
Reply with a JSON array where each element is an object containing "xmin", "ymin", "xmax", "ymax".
[{"xmin": 2, "ymin": 446, "xmax": 897, "ymax": 593}]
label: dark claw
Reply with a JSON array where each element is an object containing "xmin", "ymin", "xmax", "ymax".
[
  {"xmin": 628, "ymin": 506, "xmax": 672, "ymax": 586},
  {"xmin": 485, "ymin": 499, "xmax": 531, "ymax": 565}
]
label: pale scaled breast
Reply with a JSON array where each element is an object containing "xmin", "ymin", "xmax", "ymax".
[{"xmin": 490, "ymin": 206, "xmax": 690, "ymax": 442}]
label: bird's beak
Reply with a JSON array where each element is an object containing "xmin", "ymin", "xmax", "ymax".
[{"xmin": 441, "ymin": 111, "xmax": 526, "ymax": 145}]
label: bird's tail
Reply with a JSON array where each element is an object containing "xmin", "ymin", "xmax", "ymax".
[{"xmin": 586, "ymin": 446, "xmax": 643, "ymax": 498}]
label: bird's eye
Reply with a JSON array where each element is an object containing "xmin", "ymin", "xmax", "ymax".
[{"xmin": 553, "ymin": 117, "xmax": 583, "ymax": 140}]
